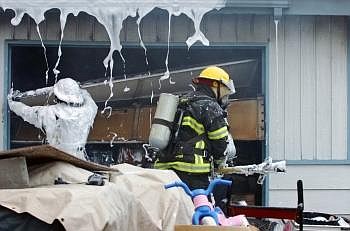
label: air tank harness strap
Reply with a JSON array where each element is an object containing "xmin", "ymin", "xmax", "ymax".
[
  {"xmin": 152, "ymin": 118, "xmax": 173, "ymax": 129},
  {"xmin": 178, "ymin": 133, "xmax": 209, "ymax": 157}
]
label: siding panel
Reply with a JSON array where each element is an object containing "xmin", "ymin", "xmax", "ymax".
[
  {"xmin": 270, "ymin": 164, "xmax": 350, "ymax": 215},
  {"xmin": 251, "ymin": 15, "xmax": 269, "ymax": 43},
  {"xmin": 269, "ymin": 16, "xmax": 286, "ymax": 160},
  {"xmin": 45, "ymin": 10, "xmax": 60, "ymax": 41},
  {"xmin": 315, "ymin": 16, "xmax": 332, "ymax": 160},
  {"xmin": 63, "ymin": 14, "xmax": 77, "ymax": 41},
  {"xmin": 270, "ymin": 165, "xmax": 350, "ymax": 190},
  {"xmin": 331, "ymin": 16, "xmax": 347, "ymax": 160},
  {"xmin": 237, "ymin": 15, "xmax": 252, "ymax": 43},
  {"xmin": 123, "ymin": 16, "xmax": 139, "ymax": 43},
  {"xmin": 284, "ymin": 16, "xmax": 301, "ymax": 160},
  {"xmin": 221, "ymin": 14, "xmax": 237, "ymax": 42},
  {"xmin": 77, "ymin": 12, "xmax": 94, "ymax": 41},
  {"xmin": 204, "ymin": 13, "xmax": 221, "ymax": 43},
  {"xmin": 269, "ymin": 189, "xmax": 350, "ymax": 215},
  {"xmin": 140, "ymin": 14, "xmax": 157, "ymax": 43},
  {"xmin": 13, "ymin": 15, "xmax": 30, "ymax": 40},
  {"xmin": 300, "ymin": 16, "xmax": 316, "ymax": 160},
  {"xmin": 171, "ymin": 14, "xmax": 194, "ymax": 42},
  {"xmin": 93, "ymin": 18, "xmax": 109, "ymax": 42}
]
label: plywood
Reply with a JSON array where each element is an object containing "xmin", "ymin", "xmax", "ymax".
[
  {"xmin": 0, "ymin": 145, "xmax": 114, "ymax": 171},
  {"xmin": 227, "ymin": 98, "xmax": 264, "ymax": 141},
  {"xmin": 88, "ymin": 108, "xmax": 136, "ymax": 141},
  {"xmin": 136, "ymin": 106, "xmax": 155, "ymax": 141},
  {"xmin": 12, "ymin": 97, "xmax": 263, "ymax": 143}
]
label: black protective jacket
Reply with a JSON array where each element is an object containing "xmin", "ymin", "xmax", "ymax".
[{"xmin": 155, "ymin": 85, "xmax": 229, "ymax": 173}]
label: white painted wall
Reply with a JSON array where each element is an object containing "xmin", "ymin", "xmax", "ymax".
[
  {"xmin": 270, "ymin": 165, "xmax": 350, "ymax": 215},
  {"xmin": 269, "ymin": 16, "xmax": 348, "ymax": 161}
]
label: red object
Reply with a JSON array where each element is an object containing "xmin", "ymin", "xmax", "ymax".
[{"xmin": 228, "ymin": 205, "xmax": 299, "ymax": 220}]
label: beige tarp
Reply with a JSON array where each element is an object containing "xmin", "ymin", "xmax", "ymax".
[{"xmin": 0, "ymin": 162, "xmax": 194, "ymax": 231}]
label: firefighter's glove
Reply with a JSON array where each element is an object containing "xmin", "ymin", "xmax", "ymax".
[
  {"xmin": 214, "ymin": 156, "xmax": 228, "ymax": 170},
  {"xmin": 225, "ymin": 133, "xmax": 236, "ymax": 162},
  {"xmin": 7, "ymin": 88, "xmax": 21, "ymax": 102}
]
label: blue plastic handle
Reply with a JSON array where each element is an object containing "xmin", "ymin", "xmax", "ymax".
[
  {"xmin": 164, "ymin": 181, "xmax": 193, "ymax": 197},
  {"xmin": 205, "ymin": 179, "xmax": 232, "ymax": 195},
  {"xmin": 165, "ymin": 179, "xmax": 232, "ymax": 197}
]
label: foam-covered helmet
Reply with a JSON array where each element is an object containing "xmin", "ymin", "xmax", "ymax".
[
  {"xmin": 197, "ymin": 66, "xmax": 236, "ymax": 94},
  {"xmin": 53, "ymin": 78, "xmax": 83, "ymax": 104}
]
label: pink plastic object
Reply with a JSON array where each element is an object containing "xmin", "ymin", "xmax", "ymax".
[
  {"xmin": 217, "ymin": 213, "xmax": 249, "ymax": 227},
  {"xmin": 193, "ymin": 195, "xmax": 214, "ymax": 210}
]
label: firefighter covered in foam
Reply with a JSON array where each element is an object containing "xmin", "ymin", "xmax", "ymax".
[{"xmin": 7, "ymin": 78, "xmax": 98, "ymax": 160}]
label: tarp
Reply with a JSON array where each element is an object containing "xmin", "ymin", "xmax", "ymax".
[{"xmin": 0, "ymin": 161, "xmax": 194, "ymax": 231}]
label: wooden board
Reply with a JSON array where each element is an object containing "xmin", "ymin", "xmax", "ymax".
[
  {"xmin": 227, "ymin": 98, "xmax": 264, "ymax": 140},
  {"xmin": 0, "ymin": 145, "xmax": 115, "ymax": 172},
  {"xmin": 88, "ymin": 109, "xmax": 136, "ymax": 141},
  {"xmin": 13, "ymin": 98, "xmax": 264, "ymax": 143}
]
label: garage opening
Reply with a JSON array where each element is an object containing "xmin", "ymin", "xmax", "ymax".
[{"xmin": 9, "ymin": 43, "xmax": 265, "ymax": 205}]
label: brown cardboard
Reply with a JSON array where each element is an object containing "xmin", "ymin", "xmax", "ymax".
[{"xmin": 0, "ymin": 145, "xmax": 115, "ymax": 172}]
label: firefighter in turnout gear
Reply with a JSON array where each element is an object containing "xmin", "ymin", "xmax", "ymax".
[{"xmin": 154, "ymin": 66, "xmax": 236, "ymax": 190}]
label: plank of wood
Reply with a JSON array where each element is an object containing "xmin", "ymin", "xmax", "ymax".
[
  {"xmin": 0, "ymin": 145, "xmax": 115, "ymax": 172},
  {"xmin": 227, "ymin": 98, "xmax": 264, "ymax": 140},
  {"xmin": 0, "ymin": 157, "xmax": 29, "ymax": 189}
]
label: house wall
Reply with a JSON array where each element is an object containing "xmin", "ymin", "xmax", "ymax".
[
  {"xmin": 0, "ymin": 10, "xmax": 348, "ymax": 214},
  {"xmin": 270, "ymin": 165, "xmax": 350, "ymax": 215}
]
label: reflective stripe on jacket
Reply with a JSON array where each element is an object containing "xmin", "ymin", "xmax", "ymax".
[{"xmin": 154, "ymin": 86, "xmax": 229, "ymax": 173}]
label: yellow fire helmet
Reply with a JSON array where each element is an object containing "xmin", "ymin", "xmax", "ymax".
[{"xmin": 198, "ymin": 66, "xmax": 236, "ymax": 94}]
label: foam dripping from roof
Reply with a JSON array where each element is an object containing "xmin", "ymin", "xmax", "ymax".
[{"xmin": 2, "ymin": 0, "xmax": 225, "ymax": 122}]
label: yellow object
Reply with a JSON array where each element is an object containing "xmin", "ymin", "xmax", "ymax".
[{"xmin": 199, "ymin": 66, "xmax": 236, "ymax": 94}]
